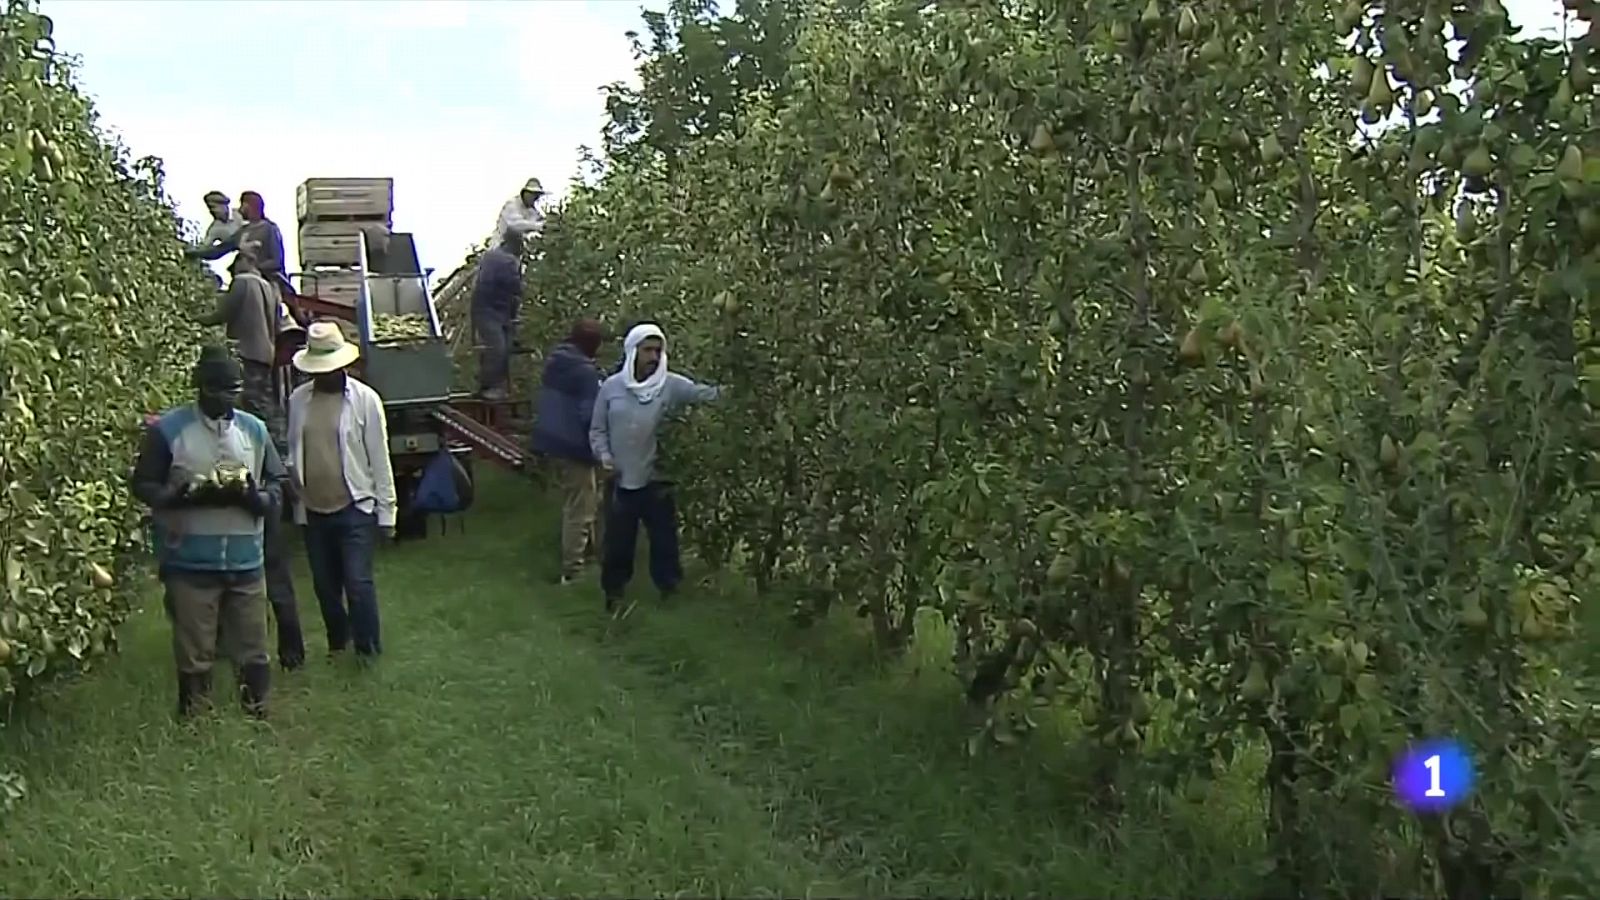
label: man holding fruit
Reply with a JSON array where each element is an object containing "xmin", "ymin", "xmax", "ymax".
[{"xmin": 130, "ymin": 345, "xmax": 288, "ymax": 720}]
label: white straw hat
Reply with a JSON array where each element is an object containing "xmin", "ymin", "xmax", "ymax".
[{"xmin": 292, "ymin": 320, "xmax": 360, "ymax": 374}]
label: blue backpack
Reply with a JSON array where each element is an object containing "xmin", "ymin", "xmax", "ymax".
[{"xmin": 412, "ymin": 449, "xmax": 474, "ymax": 515}]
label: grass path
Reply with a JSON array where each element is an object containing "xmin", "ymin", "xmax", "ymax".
[{"xmin": 0, "ymin": 471, "xmax": 1267, "ymax": 897}]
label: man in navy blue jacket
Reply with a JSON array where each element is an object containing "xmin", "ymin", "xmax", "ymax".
[
  {"xmin": 472, "ymin": 232, "xmax": 526, "ymax": 400},
  {"xmin": 531, "ymin": 318, "xmax": 607, "ymax": 582}
]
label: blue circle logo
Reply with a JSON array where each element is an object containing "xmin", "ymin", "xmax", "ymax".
[{"xmin": 1392, "ymin": 738, "xmax": 1475, "ymax": 813}]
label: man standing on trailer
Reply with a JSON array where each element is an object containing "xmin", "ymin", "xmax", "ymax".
[
  {"xmin": 589, "ymin": 323, "xmax": 724, "ymax": 618},
  {"xmin": 131, "ymin": 345, "xmax": 286, "ymax": 719},
  {"xmin": 188, "ymin": 190, "xmax": 291, "ymax": 296},
  {"xmin": 471, "ymin": 231, "xmax": 525, "ymax": 401},
  {"xmin": 194, "ymin": 190, "xmax": 244, "ymax": 255},
  {"xmin": 286, "ymin": 322, "xmax": 397, "ymax": 663},
  {"xmin": 196, "ymin": 251, "xmax": 307, "ymax": 669},
  {"xmin": 496, "ymin": 177, "xmax": 546, "ymax": 244},
  {"xmin": 531, "ymin": 318, "xmax": 607, "ymax": 584}
]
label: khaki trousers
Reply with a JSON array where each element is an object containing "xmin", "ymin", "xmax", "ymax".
[
  {"xmin": 554, "ymin": 458, "xmax": 601, "ymax": 577},
  {"xmin": 163, "ymin": 570, "xmax": 270, "ymax": 674}
]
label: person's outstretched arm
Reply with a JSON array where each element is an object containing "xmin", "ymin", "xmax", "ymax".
[
  {"xmin": 188, "ymin": 231, "xmax": 240, "ymax": 261},
  {"xmin": 666, "ymin": 372, "xmax": 723, "ymax": 407}
]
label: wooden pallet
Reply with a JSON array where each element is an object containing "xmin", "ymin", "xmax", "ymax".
[
  {"xmin": 298, "ymin": 212, "xmax": 393, "ymax": 225},
  {"xmin": 297, "ymin": 269, "xmax": 363, "ymax": 308},
  {"xmin": 299, "ymin": 220, "xmax": 388, "ymax": 267},
  {"xmin": 297, "ymin": 177, "xmax": 394, "ymax": 222}
]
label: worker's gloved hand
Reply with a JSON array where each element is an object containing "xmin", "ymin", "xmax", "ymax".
[
  {"xmin": 230, "ymin": 474, "xmax": 272, "ymax": 518},
  {"xmin": 154, "ymin": 466, "xmax": 200, "ymax": 509},
  {"xmin": 150, "ymin": 481, "xmax": 192, "ymax": 510}
]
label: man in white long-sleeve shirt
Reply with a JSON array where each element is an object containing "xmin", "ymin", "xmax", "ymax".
[
  {"xmin": 286, "ymin": 322, "xmax": 397, "ymax": 663},
  {"xmin": 496, "ymin": 177, "xmax": 546, "ymax": 244}
]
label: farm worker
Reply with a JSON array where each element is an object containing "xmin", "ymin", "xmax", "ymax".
[
  {"xmin": 589, "ymin": 323, "xmax": 723, "ymax": 617},
  {"xmin": 286, "ymin": 321, "xmax": 398, "ymax": 662},
  {"xmin": 530, "ymin": 317, "xmax": 607, "ymax": 584},
  {"xmin": 196, "ymin": 251, "xmax": 307, "ymax": 669},
  {"xmin": 495, "ymin": 177, "xmax": 546, "ymax": 244},
  {"xmin": 199, "ymin": 253, "xmax": 284, "ymax": 439},
  {"xmin": 471, "ymin": 231, "xmax": 525, "ymax": 401},
  {"xmin": 188, "ymin": 190, "xmax": 291, "ymax": 297},
  {"xmin": 597, "ymin": 317, "xmax": 660, "ymax": 532},
  {"xmin": 194, "ymin": 190, "xmax": 244, "ymax": 253},
  {"xmin": 130, "ymin": 344, "xmax": 287, "ymax": 719}
]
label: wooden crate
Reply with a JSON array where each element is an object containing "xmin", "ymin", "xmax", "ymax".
[
  {"xmin": 297, "ymin": 269, "xmax": 364, "ymax": 308},
  {"xmin": 298, "ymin": 221, "xmax": 387, "ymax": 268},
  {"xmin": 296, "ymin": 177, "xmax": 394, "ymax": 223}
]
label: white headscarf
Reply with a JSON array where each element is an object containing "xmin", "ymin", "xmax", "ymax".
[{"xmin": 622, "ymin": 323, "xmax": 669, "ymax": 404}]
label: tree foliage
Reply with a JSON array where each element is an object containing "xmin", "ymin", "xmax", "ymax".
[
  {"xmin": 526, "ymin": 0, "xmax": 1600, "ymax": 895},
  {"xmin": 0, "ymin": 0, "xmax": 211, "ymax": 720}
]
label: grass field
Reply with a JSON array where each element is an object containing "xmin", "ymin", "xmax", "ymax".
[{"xmin": 0, "ymin": 470, "xmax": 1269, "ymax": 898}]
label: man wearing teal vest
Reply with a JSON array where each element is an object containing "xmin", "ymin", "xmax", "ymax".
[{"xmin": 131, "ymin": 345, "xmax": 289, "ymax": 719}]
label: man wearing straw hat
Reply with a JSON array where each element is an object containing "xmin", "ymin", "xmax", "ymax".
[
  {"xmin": 495, "ymin": 176, "xmax": 546, "ymax": 245},
  {"xmin": 285, "ymin": 321, "xmax": 398, "ymax": 663}
]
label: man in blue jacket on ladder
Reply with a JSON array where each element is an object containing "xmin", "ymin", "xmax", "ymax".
[
  {"xmin": 530, "ymin": 318, "xmax": 607, "ymax": 584},
  {"xmin": 471, "ymin": 232, "xmax": 526, "ymax": 401}
]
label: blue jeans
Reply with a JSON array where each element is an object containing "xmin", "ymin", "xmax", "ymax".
[
  {"xmin": 304, "ymin": 505, "xmax": 381, "ymax": 655},
  {"xmin": 600, "ymin": 481, "xmax": 682, "ymax": 599}
]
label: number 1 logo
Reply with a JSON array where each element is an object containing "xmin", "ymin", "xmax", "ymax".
[
  {"xmin": 1423, "ymin": 753, "xmax": 1446, "ymax": 798},
  {"xmin": 1393, "ymin": 739, "xmax": 1473, "ymax": 812}
]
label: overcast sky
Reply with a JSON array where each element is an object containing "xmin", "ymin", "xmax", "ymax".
[
  {"xmin": 37, "ymin": 0, "xmax": 1574, "ymax": 284},
  {"xmin": 38, "ymin": 0, "xmax": 651, "ymax": 282}
]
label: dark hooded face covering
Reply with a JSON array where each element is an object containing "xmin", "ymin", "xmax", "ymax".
[{"xmin": 194, "ymin": 352, "xmax": 244, "ymax": 420}]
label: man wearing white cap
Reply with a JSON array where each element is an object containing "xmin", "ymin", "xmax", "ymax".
[
  {"xmin": 495, "ymin": 177, "xmax": 546, "ymax": 244},
  {"xmin": 285, "ymin": 321, "xmax": 398, "ymax": 662}
]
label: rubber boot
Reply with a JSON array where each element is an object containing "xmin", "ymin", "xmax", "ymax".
[
  {"xmin": 238, "ymin": 662, "xmax": 271, "ymax": 719},
  {"xmin": 176, "ymin": 671, "xmax": 213, "ymax": 719}
]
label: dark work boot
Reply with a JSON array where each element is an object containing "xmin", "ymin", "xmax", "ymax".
[
  {"xmin": 176, "ymin": 671, "xmax": 212, "ymax": 719},
  {"xmin": 276, "ymin": 617, "xmax": 306, "ymax": 672},
  {"xmin": 238, "ymin": 663, "xmax": 271, "ymax": 719}
]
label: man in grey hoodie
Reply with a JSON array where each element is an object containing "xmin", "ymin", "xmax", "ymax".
[{"xmin": 589, "ymin": 323, "xmax": 722, "ymax": 616}]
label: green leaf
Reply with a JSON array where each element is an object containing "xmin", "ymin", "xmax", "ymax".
[{"xmin": 1339, "ymin": 704, "xmax": 1362, "ymax": 736}]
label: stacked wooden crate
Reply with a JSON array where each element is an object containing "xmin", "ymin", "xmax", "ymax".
[{"xmin": 295, "ymin": 177, "xmax": 394, "ymax": 307}]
